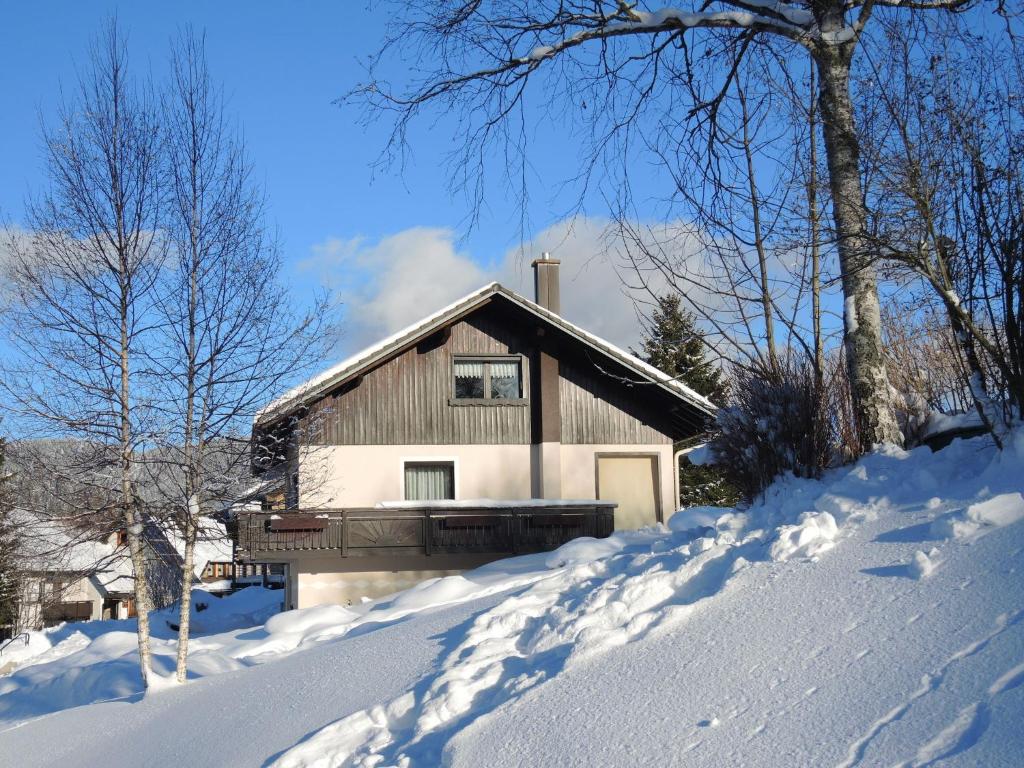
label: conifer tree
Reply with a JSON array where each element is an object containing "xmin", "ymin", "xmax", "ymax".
[
  {"xmin": 676, "ymin": 451, "xmax": 741, "ymax": 510},
  {"xmin": 637, "ymin": 296, "xmax": 738, "ymax": 509},
  {"xmin": 635, "ymin": 295, "xmax": 727, "ymax": 405}
]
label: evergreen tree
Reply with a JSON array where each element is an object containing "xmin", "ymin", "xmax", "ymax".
[
  {"xmin": 676, "ymin": 452, "xmax": 742, "ymax": 510},
  {"xmin": 635, "ymin": 295, "xmax": 727, "ymax": 405},
  {"xmin": 637, "ymin": 296, "xmax": 739, "ymax": 509}
]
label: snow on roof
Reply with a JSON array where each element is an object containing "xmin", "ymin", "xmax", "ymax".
[
  {"xmin": 90, "ymin": 571, "xmax": 134, "ymax": 596},
  {"xmin": 679, "ymin": 442, "xmax": 713, "ymax": 466},
  {"xmin": 256, "ymin": 282, "xmax": 716, "ymax": 425},
  {"xmin": 165, "ymin": 519, "xmax": 234, "ymax": 577},
  {"xmin": 256, "ymin": 282, "xmax": 501, "ymax": 423},
  {"xmin": 13, "ymin": 508, "xmax": 133, "ymax": 584},
  {"xmin": 230, "ymin": 465, "xmax": 286, "ymax": 507},
  {"xmin": 921, "ymin": 409, "xmax": 986, "ymax": 441},
  {"xmin": 193, "ymin": 530, "xmax": 234, "ymax": 570},
  {"xmin": 510, "ymin": 287, "xmax": 717, "ymax": 414}
]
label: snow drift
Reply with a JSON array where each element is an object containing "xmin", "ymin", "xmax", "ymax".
[{"xmin": 2, "ymin": 430, "xmax": 1023, "ymax": 768}]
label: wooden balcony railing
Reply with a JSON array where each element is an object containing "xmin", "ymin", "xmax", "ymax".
[{"xmin": 234, "ymin": 502, "xmax": 616, "ymax": 560}]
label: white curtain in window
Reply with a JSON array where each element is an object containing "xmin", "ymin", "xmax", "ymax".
[
  {"xmin": 405, "ymin": 464, "xmax": 454, "ymax": 500},
  {"xmin": 454, "ymin": 361, "xmax": 484, "ymax": 379},
  {"xmin": 489, "ymin": 361, "xmax": 520, "ymax": 398},
  {"xmin": 488, "ymin": 361, "xmax": 518, "ymax": 380}
]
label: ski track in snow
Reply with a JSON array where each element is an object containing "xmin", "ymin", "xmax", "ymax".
[
  {"xmin": 891, "ymin": 655, "xmax": 1024, "ymax": 768},
  {"xmin": 4, "ymin": 432, "xmax": 1024, "ymax": 768},
  {"xmin": 837, "ymin": 610, "xmax": 1024, "ymax": 768},
  {"xmin": 272, "ymin": 535, "xmax": 766, "ymax": 768}
]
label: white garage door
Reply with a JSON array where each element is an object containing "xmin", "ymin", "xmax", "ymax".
[{"xmin": 597, "ymin": 455, "xmax": 660, "ymax": 530}]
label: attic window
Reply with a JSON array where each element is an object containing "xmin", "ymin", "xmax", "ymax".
[{"xmin": 453, "ymin": 357, "xmax": 523, "ymax": 401}]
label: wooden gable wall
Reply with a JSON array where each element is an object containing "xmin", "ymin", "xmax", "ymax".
[
  {"xmin": 301, "ymin": 298, "xmax": 684, "ymax": 447},
  {"xmin": 559, "ymin": 357, "xmax": 674, "ymax": 445},
  {"xmin": 306, "ymin": 303, "xmax": 532, "ymax": 445}
]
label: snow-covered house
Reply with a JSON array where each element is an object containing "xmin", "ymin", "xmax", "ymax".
[
  {"xmin": 168, "ymin": 519, "xmax": 237, "ymax": 595},
  {"xmin": 14, "ymin": 513, "xmax": 182, "ymax": 630},
  {"xmin": 238, "ymin": 256, "xmax": 716, "ymax": 609}
]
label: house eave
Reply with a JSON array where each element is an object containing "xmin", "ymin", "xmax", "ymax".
[
  {"xmin": 255, "ymin": 284, "xmax": 501, "ymax": 427},
  {"xmin": 255, "ymin": 282, "xmax": 717, "ymax": 429}
]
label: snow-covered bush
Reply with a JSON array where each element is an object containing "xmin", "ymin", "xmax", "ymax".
[{"xmin": 712, "ymin": 358, "xmax": 837, "ymax": 499}]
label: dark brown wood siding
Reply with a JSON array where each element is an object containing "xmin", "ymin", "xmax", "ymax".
[
  {"xmin": 559, "ymin": 358, "xmax": 674, "ymax": 445},
  {"xmin": 305, "ymin": 306, "xmax": 533, "ymax": 445},
  {"xmin": 294, "ymin": 297, "xmax": 694, "ymax": 448}
]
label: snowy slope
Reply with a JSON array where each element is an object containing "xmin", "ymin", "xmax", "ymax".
[{"xmin": 2, "ymin": 432, "xmax": 1023, "ymax": 767}]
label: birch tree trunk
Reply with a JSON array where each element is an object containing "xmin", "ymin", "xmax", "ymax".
[
  {"xmin": 175, "ymin": 224, "xmax": 201, "ymax": 684},
  {"xmin": 175, "ymin": 494, "xmax": 198, "ymax": 682},
  {"xmin": 121, "ymin": 297, "xmax": 154, "ymax": 686},
  {"xmin": 808, "ymin": 66, "xmax": 824, "ymax": 390},
  {"xmin": 815, "ymin": 41, "xmax": 902, "ymax": 450},
  {"xmin": 159, "ymin": 30, "xmax": 331, "ymax": 683}
]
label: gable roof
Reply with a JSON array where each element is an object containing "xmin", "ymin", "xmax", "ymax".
[{"xmin": 256, "ymin": 283, "xmax": 717, "ymax": 426}]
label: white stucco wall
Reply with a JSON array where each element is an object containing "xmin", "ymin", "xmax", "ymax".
[
  {"xmin": 299, "ymin": 442, "xmax": 674, "ymax": 523},
  {"xmin": 285, "ymin": 552, "xmax": 501, "ymax": 609},
  {"xmin": 19, "ymin": 574, "xmax": 107, "ymax": 629},
  {"xmin": 559, "ymin": 443, "xmax": 675, "ymax": 525},
  {"xmin": 283, "ymin": 442, "xmax": 676, "ymax": 610},
  {"xmin": 299, "ymin": 444, "xmax": 534, "ymax": 508}
]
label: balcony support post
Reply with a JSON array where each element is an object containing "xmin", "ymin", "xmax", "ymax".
[
  {"xmin": 341, "ymin": 510, "xmax": 349, "ymax": 558},
  {"xmin": 424, "ymin": 510, "xmax": 432, "ymax": 556}
]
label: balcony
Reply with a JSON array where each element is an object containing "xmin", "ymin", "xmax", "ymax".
[{"xmin": 234, "ymin": 500, "xmax": 616, "ymax": 560}]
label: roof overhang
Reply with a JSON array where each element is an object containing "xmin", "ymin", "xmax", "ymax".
[{"xmin": 255, "ymin": 283, "xmax": 717, "ymax": 428}]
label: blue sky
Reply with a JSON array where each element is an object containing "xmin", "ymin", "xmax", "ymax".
[
  {"xmin": 0, "ymin": 4, "xmax": 535, "ymax": 261},
  {"xmin": 0, "ymin": 2, "xmax": 818, "ymax": 360},
  {"xmin": 1, "ymin": 3, "xmax": 633, "ymax": 342}
]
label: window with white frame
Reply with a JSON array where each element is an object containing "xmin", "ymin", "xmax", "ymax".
[
  {"xmin": 404, "ymin": 461, "xmax": 455, "ymax": 501},
  {"xmin": 453, "ymin": 357, "xmax": 523, "ymax": 401}
]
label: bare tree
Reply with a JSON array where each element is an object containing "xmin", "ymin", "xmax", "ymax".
[
  {"xmin": 860, "ymin": 14, "xmax": 1024, "ymax": 444},
  {"xmin": 155, "ymin": 30, "xmax": 331, "ymax": 683},
  {"xmin": 352, "ymin": 0, "xmax": 993, "ymax": 452},
  {"xmin": 0, "ymin": 431, "xmax": 19, "ymax": 639},
  {"xmin": 612, "ymin": 59, "xmax": 817, "ymax": 375},
  {"xmin": 880, "ymin": 305, "xmax": 972, "ymax": 433},
  {"xmin": 713, "ymin": 353, "xmax": 837, "ymax": 499},
  {"xmin": 0, "ymin": 23, "xmax": 163, "ymax": 686},
  {"xmin": 737, "ymin": 81, "xmax": 780, "ymax": 371}
]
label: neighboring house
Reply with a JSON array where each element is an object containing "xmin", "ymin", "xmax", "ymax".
[
  {"xmin": 14, "ymin": 512, "xmax": 182, "ymax": 631},
  {"xmin": 176, "ymin": 517, "xmax": 286, "ymax": 594},
  {"xmin": 235, "ymin": 257, "xmax": 715, "ymax": 609},
  {"xmin": 173, "ymin": 520, "xmax": 237, "ymax": 595}
]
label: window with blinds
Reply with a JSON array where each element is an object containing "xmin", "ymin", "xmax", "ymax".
[
  {"xmin": 404, "ymin": 462, "xmax": 455, "ymax": 501},
  {"xmin": 453, "ymin": 357, "xmax": 523, "ymax": 401}
]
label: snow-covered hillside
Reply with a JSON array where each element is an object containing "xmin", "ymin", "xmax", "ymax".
[{"xmin": 2, "ymin": 432, "xmax": 1023, "ymax": 767}]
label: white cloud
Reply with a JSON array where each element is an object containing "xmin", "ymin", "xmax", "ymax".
[
  {"xmin": 0, "ymin": 227, "xmax": 29, "ymax": 310},
  {"xmin": 300, "ymin": 217, "xmax": 699, "ymax": 356},
  {"xmin": 299, "ymin": 227, "xmax": 489, "ymax": 352},
  {"xmin": 495, "ymin": 217, "xmax": 659, "ymax": 350}
]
